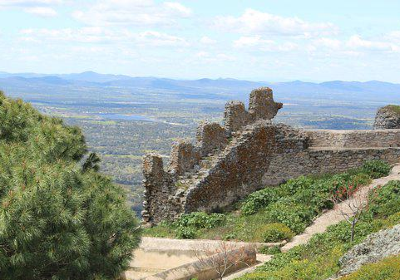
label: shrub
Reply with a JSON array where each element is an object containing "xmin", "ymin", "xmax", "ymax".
[
  {"xmin": 362, "ymin": 160, "xmax": 391, "ymax": 179},
  {"xmin": 173, "ymin": 212, "xmax": 226, "ymax": 239},
  {"xmin": 387, "ymin": 211, "xmax": 400, "ymax": 226},
  {"xmin": 175, "ymin": 212, "xmax": 226, "ymax": 229},
  {"xmin": 240, "ymin": 188, "xmax": 281, "ymax": 216},
  {"xmin": 175, "ymin": 227, "xmax": 197, "ymax": 239},
  {"xmin": 341, "ymin": 254, "xmax": 400, "ymax": 280},
  {"xmin": 259, "ymin": 245, "xmax": 281, "ymax": 255},
  {"xmin": 368, "ymin": 180, "xmax": 400, "ymax": 217},
  {"xmin": 261, "ymin": 223, "xmax": 295, "ymax": 242},
  {"xmin": 265, "ymin": 202, "xmax": 315, "ymax": 234}
]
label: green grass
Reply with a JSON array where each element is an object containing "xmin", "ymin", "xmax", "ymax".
[
  {"xmin": 144, "ymin": 161, "xmax": 390, "ymax": 242},
  {"xmin": 341, "ymin": 254, "xmax": 400, "ymax": 280},
  {"xmin": 237, "ymin": 180, "xmax": 400, "ymax": 280}
]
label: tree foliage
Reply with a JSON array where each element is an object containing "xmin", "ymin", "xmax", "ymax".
[{"xmin": 0, "ymin": 91, "xmax": 140, "ymax": 280}]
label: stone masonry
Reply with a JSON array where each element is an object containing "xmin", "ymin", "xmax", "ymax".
[{"xmin": 142, "ymin": 87, "xmax": 400, "ymax": 225}]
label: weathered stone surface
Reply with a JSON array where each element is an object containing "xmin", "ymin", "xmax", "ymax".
[
  {"xmin": 374, "ymin": 105, "xmax": 400, "ymax": 129},
  {"xmin": 306, "ymin": 129, "xmax": 400, "ymax": 148},
  {"xmin": 223, "ymin": 87, "xmax": 282, "ymax": 134},
  {"xmin": 248, "ymin": 87, "xmax": 283, "ymax": 121},
  {"xmin": 168, "ymin": 140, "xmax": 201, "ymax": 176},
  {"xmin": 142, "ymin": 87, "xmax": 400, "ymax": 224},
  {"xmin": 196, "ymin": 122, "xmax": 227, "ymax": 156},
  {"xmin": 337, "ymin": 224, "xmax": 400, "ymax": 277},
  {"xmin": 224, "ymin": 101, "xmax": 249, "ymax": 133}
]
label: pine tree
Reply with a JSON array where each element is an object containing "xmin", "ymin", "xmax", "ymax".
[{"xmin": 0, "ymin": 91, "xmax": 140, "ymax": 280}]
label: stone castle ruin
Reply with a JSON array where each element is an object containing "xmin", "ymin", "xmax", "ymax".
[{"xmin": 142, "ymin": 87, "xmax": 400, "ymax": 224}]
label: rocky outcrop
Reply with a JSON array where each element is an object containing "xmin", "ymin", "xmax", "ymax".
[
  {"xmin": 374, "ymin": 105, "xmax": 400, "ymax": 129},
  {"xmin": 337, "ymin": 224, "xmax": 400, "ymax": 277}
]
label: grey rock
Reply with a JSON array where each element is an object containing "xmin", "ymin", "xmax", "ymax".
[{"xmin": 338, "ymin": 224, "xmax": 400, "ymax": 277}]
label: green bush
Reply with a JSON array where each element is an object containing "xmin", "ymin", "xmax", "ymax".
[
  {"xmin": 368, "ymin": 180, "xmax": 400, "ymax": 217},
  {"xmin": 362, "ymin": 160, "xmax": 391, "ymax": 179},
  {"xmin": 341, "ymin": 254, "xmax": 400, "ymax": 280},
  {"xmin": 387, "ymin": 211, "xmax": 400, "ymax": 225},
  {"xmin": 240, "ymin": 188, "xmax": 282, "ymax": 216},
  {"xmin": 175, "ymin": 227, "xmax": 197, "ymax": 239},
  {"xmin": 0, "ymin": 93, "xmax": 140, "ymax": 280},
  {"xmin": 261, "ymin": 223, "xmax": 294, "ymax": 242},
  {"xmin": 172, "ymin": 212, "xmax": 226, "ymax": 239},
  {"xmin": 259, "ymin": 245, "xmax": 281, "ymax": 255},
  {"xmin": 265, "ymin": 202, "xmax": 315, "ymax": 234},
  {"xmin": 175, "ymin": 212, "xmax": 226, "ymax": 229}
]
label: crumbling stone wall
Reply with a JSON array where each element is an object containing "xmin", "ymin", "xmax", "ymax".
[
  {"xmin": 248, "ymin": 87, "xmax": 283, "ymax": 121},
  {"xmin": 142, "ymin": 154, "xmax": 183, "ymax": 223},
  {"xmin": 142, "ymin": 88, "xmax": 400, "ymax": 225},
  {"xmin": 224, "ymin": 101, "xmax": 248, "ymax": 134},
  {"xmin": 223, "ymin": 87, "xmax": 283, "ymax": 134},
  {"xmin": 196, "ymin": 122, "xmax": 227, "ymax": 156},
  {"xmin": 184, "ymin": 122, "xmax": 308, "ymax": 213},
  {"xmin": 168, "ymin": 140, "xmax": 201, "ymax": 176}
]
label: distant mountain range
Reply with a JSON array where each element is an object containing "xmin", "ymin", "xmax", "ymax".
[{"xmin": 1, "ymin": 71, "xmax": 400, "ymax": 103}]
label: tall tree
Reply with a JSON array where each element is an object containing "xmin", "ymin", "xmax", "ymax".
[{"xmin": 0, "ymin": 91, "xmax": 140, "ymax": 280}]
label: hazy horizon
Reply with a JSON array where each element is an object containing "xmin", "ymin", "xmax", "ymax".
[
  {"xmin": 2, "ymin": 1, "xmax": 400, "ymax": 82},
  {"xmin": 1, "ymin": 70, "xmax": 400, "ymax": 85}
]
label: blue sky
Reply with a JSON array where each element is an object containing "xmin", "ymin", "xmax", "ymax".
[{"xmin": 1, "ymin": 0, "xmax": 400, "ymax": 82}]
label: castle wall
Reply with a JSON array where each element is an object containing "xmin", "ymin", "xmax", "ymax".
[
  {"xmin": 307, "ymin": 129, "xmax": 400, "ymax": 148},
  {"xmin": 142, "ymin": 87, "xmax": 400, "ymax": 225},
  {"xmin": 184, "ymin": 122, "xmax": 308, "ymax": 213},
  {"xmin": 262, "ymin": 147, "xmax": 400, "ymax": 186},
  {"xmin": 142, "ymin": 154, "xmax": 184, "ymax": 223}
]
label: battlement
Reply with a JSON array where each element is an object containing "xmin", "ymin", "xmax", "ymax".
[
  {"xmin": 224, "ymin": 87, "xmax": 283, "ymax": 135},
  {"xmin": 141, "ymin": 88, "xmax": 400, "ymax": 225}
]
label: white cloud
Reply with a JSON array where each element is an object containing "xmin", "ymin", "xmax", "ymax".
[
  {"xmin": 234, "ymin": 35, "xmax": 298, "ymax": 52},
  {"xmin": 20, "ymin": 27, "xmax": 125, "ymax": 43},
  {"xmin": 136, "ymin": 31, "xmax": 188, "ymax": 46},
  {"xmin": 200, "ymin": 36, "xmax": 216, "ymax": 45},
  {"xmin": 163, "ymin": 2, "xmax": 192, "ymax": 17},
  {"xmin": 312, "ymin": 38, "xmax": 341, "ymax": 49},
  {"xmin": 0, "ymin": 0, "xmax": 63, "ymax": 6},
  {"xmin": 0, "ymin": 0, "xmax": 63, "ymax": 17},
  {"xmin": 347, "ymin": 35, "xmax": 399, "ymax": 52},
  {"xmin": 214, "ymin": 9, "xmax": 338, "ymax": 37},
  {"xmin": 24, "ymin": 7, "xmax": 57, "ymax": 17},
  {"xmin": 19, "ymin": 27, "xmax": 188, "ymax": 47},
  {"xmin": 195, "ymin": 51, "xmax": 235, "ymax": 62},
  {"xmin": 72, "ymin": 0, "xmax": 192, "ymax": 27}
]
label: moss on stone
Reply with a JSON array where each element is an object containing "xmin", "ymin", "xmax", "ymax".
[{"xmin": 383, "ymin": 105, "xmax": 400, "ymax": 116}]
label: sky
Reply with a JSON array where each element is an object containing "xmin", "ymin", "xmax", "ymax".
[{"xmin": 1, "ymin": 0, "xmax": 400, "ymax": 82}]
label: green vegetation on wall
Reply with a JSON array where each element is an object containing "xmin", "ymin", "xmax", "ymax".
[{"xmin": 0, "ymin": 91, "xmax": 140, "ymax": 280}]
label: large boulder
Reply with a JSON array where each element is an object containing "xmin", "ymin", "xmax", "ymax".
[
  {"xmin": 337, "ymin": 224, "xmax": 400, "ymax": 277},
  {"xmin": 374, "ymin": 105, "xmax": 400, "ymax": 129}
]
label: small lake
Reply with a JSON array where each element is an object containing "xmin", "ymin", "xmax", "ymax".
[{"xmin": 98, "ymin": 113, "xmax": 160, "ymax": 122}]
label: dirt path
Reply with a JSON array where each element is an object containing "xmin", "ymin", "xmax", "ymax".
[
  {"xmin": 281, "ymin": 163, "xmax": 400, "ymax": 251},
  {"xmin": 224, "ymin": 163, "xmax": 400, "ymax": 279}
]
